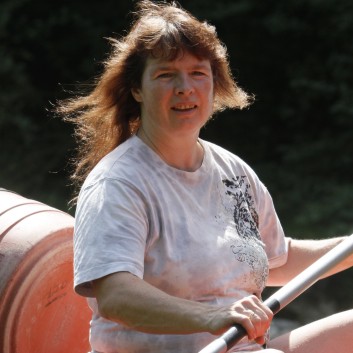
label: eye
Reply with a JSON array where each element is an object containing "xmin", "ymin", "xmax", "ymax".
[
  {"xmin": 156, "ymin": 72, "xmax": 173, "ymax": 79},
  {"xmin": 191, "ymin": 70, "xmax": 208, "ymax": 77}
]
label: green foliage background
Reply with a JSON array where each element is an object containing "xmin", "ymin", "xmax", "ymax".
[{"xmin": 1, "ymin": 0, "xmax": 352, "ymax": 322}]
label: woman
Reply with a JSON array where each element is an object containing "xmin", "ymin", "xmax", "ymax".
[{"xmin": 58, "ymin": 1, "xmax": 353, "ymax": 352}]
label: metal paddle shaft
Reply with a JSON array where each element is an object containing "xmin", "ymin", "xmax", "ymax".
[{"xmin": 198, "ymin": 235, "xmax": 353, "ymax": 353}]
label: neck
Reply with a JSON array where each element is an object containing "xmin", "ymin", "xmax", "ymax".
[{"xmin": 138, "ymin": 126, "xmax": 204, "ymax": 172}]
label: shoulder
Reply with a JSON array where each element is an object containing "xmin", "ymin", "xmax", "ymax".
[
  {"xmin": 202, "ymin": 139, "xmax": 270, "ymax": 203},
  {"xmin": 82, "ymin": 135, "xmax": 155, "ymax": 189},
  {"xmin": 202, "ymin": 139, "xmax": 259, "ymax": 179}
]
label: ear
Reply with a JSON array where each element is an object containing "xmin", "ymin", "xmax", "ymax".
[{"xmin": 131, "ymin": 87, "xmax": 142, "ymax": 103}]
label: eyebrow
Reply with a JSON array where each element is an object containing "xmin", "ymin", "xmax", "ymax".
[{"xmin": 151, "ymin": 62, "xmax": 211, "ymax": 73}]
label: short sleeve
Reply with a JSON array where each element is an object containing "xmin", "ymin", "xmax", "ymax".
[
  {"xmin": 73, "ymin": 178, "xmax": 148, "ymax": 297},
  {"xmin": 256, "ymin": 182, "xmax": 289, "ymax": 269}
]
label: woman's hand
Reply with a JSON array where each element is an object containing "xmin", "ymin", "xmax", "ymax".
[{"xmin": 206, "ymin": 295, "xmax": 273, "ymax": 345}]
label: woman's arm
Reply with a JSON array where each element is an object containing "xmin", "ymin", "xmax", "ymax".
[
  {"xmin": 268, "ymin": 236, "xmax": 353, "ymax": 287},
  {"xmin": 92, "ymin": 271, "xmax": 273, "ymax": 344}
]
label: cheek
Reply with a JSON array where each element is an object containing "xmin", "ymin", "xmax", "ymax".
[
  {"xmin": 202, "ymin": 82, "xmax": 214, "ymax": 106},
  {"xmin": 200, "ymin": 79, "xmax": 213, "ymax": 94},
  {"xmin": 145, "ymin": 82, "xmax": 168, "ymax": 99}
]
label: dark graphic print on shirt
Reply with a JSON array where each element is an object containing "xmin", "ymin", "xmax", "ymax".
[
  {"xmin": 223, "ymin": 176, "xmax": 260, "ymax": 241},
  {"xmin": 221, "ymin": 176, "xmax": 268, "ymax": 290}
]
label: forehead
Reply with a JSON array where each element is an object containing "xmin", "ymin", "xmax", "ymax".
[{"xmin": 143, "ymin": 51, "xmax": 212, "ymax": 71}]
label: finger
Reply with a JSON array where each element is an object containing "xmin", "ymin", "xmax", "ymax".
[
  {"xmin": 244, "ymin": 298, "xmax": 274, "ymax": 329},
  {"xmin": 248, "ymin": 295, "xmax": 274, "ymax": 319},
  {"xmin": 230, "ymin": 297, "xmax": 273, "ymax": 340},
  {"xmin": 236, "ymin": 313, "xmax": 257, "ymax": 340},
  {"xmin": 246, "ymin": 310, "xmax": 272, "ymax": 341},
  {"xmin": 251, "ymin": 307, "xmax": 273, "ymax": 324},
  {"xmin": 237, "ymin": 313, "xmax": 262, "ymax": 340},
  {"xmin": 255, "ymin": 335, "xmax": 267, "ymax": 345},
  {"xmin": 248, "ymin": 312, "xmax": 265, "ymax": 340}
]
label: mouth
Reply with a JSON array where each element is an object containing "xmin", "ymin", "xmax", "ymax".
[{"xmin": 171, "ymin": 104, "xmax": 198, "ymax": 112}]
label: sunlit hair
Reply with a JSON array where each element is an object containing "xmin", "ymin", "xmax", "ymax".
[{"xmin": 57, "ymin": 0, "xmax": 253, "ymax": 196}]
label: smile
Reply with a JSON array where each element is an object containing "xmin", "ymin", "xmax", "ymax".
[{"xmin": 171, "ymin": 104, "xmax": 197, "ymax": 111}]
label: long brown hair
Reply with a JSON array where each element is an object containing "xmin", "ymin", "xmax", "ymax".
[{"xmin": 57, "ymin": 0, "xmax": 252, "ymax": 197}]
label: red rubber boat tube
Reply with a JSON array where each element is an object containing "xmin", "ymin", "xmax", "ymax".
[{"xmin": 198, "ymin": 235, "xmax": 353, "ymax": 353}]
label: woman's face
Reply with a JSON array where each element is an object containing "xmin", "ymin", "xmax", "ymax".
[{"xmin": 132, "ymin": 51, "xmax": 214, "ymax": 140}]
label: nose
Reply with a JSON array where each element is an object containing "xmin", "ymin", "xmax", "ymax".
[{"xmin": 174, "ymin": 73, "xmax": 194, "ymax": 95}]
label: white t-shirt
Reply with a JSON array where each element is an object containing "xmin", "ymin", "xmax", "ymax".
[{"xmin": 74, "ymin": 135, "xmax": 288, "ymax": 353}]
